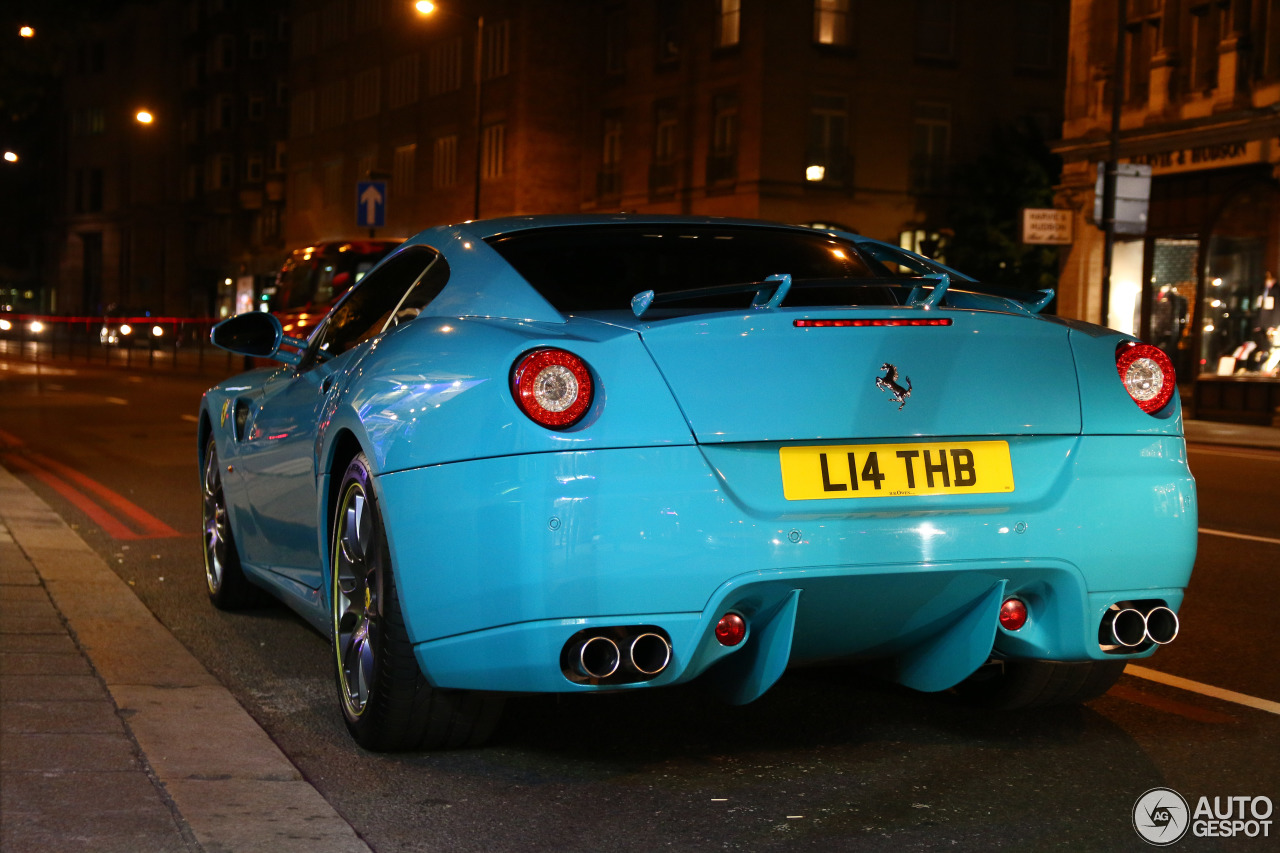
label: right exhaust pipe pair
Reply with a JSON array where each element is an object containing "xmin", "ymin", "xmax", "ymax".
[{"xmin": 1104, "ymin": 604, "xmax": 1179, "ymax": 648}]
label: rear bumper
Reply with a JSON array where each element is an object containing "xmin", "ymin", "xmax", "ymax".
[{"xmin": 376, "ymin": 434, "xmax": 1196, "ymax": 695}]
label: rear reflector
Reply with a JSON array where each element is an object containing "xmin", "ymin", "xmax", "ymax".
[
  {"xmin": 794, "ymin": 318, "xmax": 953, "ymax": 328},
  {"xmin": 999, "ymin": 598, "xmax": 1028, "ymax": 631},
  {"xmin": 715, "ymin": 613, "xmax": 747, "ymax": 646}
]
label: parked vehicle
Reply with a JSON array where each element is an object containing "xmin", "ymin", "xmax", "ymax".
[{"xmin": 199, "ymin": 215, "xmax": 1197, "ymax": 751}]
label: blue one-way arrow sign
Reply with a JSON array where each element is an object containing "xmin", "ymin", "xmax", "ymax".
[{"xmin": 356, "ymin": 180, "xmax": 386, "ymax": 228}]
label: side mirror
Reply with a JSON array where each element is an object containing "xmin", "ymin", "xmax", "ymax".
[{"xmin": 211, "ymin": 312, "xmax": 306, "ymax": 365}]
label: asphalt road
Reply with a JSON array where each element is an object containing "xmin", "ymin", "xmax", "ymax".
[{"xmin": 1, "ymin": 357, "xmax": 1277, "ymax": 852}]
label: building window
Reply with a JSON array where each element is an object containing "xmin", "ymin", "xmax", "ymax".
[
  {"xmin": 293, "ymin": 12, "xmax": 317, "ymax": 58},
  {"xmin": 355, "ymin": 0, "xmax": 384, "ymax": 30},
  {"xmin": 656, "ymin": 0, "xmax": 681, "ymax": 65},
  {"xmin": 651, "ymin": 99, "xmax": 679, "ymax": 193},
  {"xmin": 599, "ymin": 114, "xmax": 623, "ymax": 197},
  {"xmin": 186, "ymin": 164, "xmax": 203, "ymax": 200},
  {"xmin": 247, "ymin": 153, "xmax": 264, "ymax": 183},
  {"xmin": 605, "ymin": 7, "xmax": 626, "ymax": 74},
  {"xmin": 1126, "ymin": 18, "xmax": 1159, "ymax": 103},
  {"xmin": 389, "ymin": 53, "xmax": 421, "ymax": 108},
  {"xmin": 292, "ymin": 89, "xmax": 316, "ymax": 136},
  {"xmin": 393, "ymin": 143, "xmax": 417, "ymax": 197},
  {"xmin": 481, "ymin": 123, "xmax": 505, "ymax": 180},
  {"xmin": 248, "ymin": 95, "xmax": 265, "ymax": 121},
  {"xmin": 483, "ymin": 19, "xmax": 510, "ymax": 79},
  {"xmin": 813, "ymin": 0, "xmax": 850, "ymax": 47},
  {"xmin": 427, "ymin": 38, "xmax": 463, "ymax": 96},
  {"xmin": 708, "ymin": 92, "xmax": 739, "ymax": 184},
  {"xmin": 1014, "ymin": 0, "xmax": 1052, "ymax": 70},
  {"xmin": 211, "ymin": 93, "xmax": 234, "ymax": 131},
  {"xmin": 322, "ymin": 158, "xmax": 344, "ymax": 206},
  {"xmin": 1190, "ymin": 3, "xmax": 1225, "ymax": 91},
  {"xmin": 319, "ymin": 79, "xmax": 346, "ymax": 129},
  {"xmin": 213, "ymin": 34, "xmax": 237, "ymax": 72},
  {"xmin": 915, "ymin": 0, "xmax": 956, "ymax": 61},
  {"xmin": 207, "ymin": 154, "xmax": 234, "ymax": 191},
  {"xmin": 433, "ymin": 135, "xmax": 458, "ymax": 188},
  {"xmin": 716, "ymin": 0, "xmax": 741, "ymax": 49},
  {"xmin": 353, "ymin": 68, "xmax": 381, "ymax": 119},
  {"xmin": 87, "ymin": 168, "xmax": 104, "ymax": 212},
  {"xmin": 249, "ymin": 29, "xmax": 266, "ymax": 58},
  {"xmin": 910, "ymin": 102, "xmax": 950, "ymax": 192},
  {"xmin": 274, "ymin": 141, "xmax": 288, "ymax": 173},
  {"xmin": 806, "ymin": 93, "xmax": 847, "ymax": 184},
  {"xmin": 321, "ymin": 0, "xmax": 349, "ymax": 47}
]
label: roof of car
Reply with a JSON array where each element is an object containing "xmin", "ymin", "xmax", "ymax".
[{"xmin": 444, "ymin": 214, "xmax": 855, "ymax": 241}]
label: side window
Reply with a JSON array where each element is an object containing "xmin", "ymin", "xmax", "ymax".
[{"xmin": 308, "ymin": 246, "xmax": 442, "ymax": 363}]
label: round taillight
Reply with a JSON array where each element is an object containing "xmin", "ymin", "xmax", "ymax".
[
  {"xmin": 999, "ymin": 598, "xmax": 1028, "ymax": 631},
  {"xmin": 715, "ymin": 613, "xmax": 747, "ymax": 646},
  {"xmin": 1115, "ymin": 342, "xmax": 1175, "ymax": 414},
  {"xmin": 511, "ymin": 348, "xmax": 594, "ymax": 429}
]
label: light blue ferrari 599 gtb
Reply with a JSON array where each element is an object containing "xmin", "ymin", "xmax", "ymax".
[{"xmin": 199, "ymin": 215, "xmax": 1197, "ymax": 750}]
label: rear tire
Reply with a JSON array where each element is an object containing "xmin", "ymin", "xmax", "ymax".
[
  {"xmin": 201, "ymin": 436, "xmax": 268, "ymax": 610},
  {"xmin": 955, "ymin": 659, "xmax": 1126, "ymax": 709},
  {"xmin": 331, "ymin": 453, "xmax": 504, "ymax": 751}
]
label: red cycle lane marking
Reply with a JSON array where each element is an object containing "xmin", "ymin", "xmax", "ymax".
[
  {"xmin": 1, "ymin": 453, "xmax": 141, "ymax": 540},
  {"xmin": 0, "ymin": 428, "xmax": 182, "ymax": 540},
  {"xmin": 25, "ymin": 449, "xmax": 180, "ymax": 537}
]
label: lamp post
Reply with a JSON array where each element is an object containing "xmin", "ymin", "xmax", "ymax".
[{"xmin": 416, "ymin": 2, "xmax": 485, "ymax": 221}]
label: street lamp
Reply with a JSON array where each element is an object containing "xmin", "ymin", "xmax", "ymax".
[
  {"xmin": 415, "ymin": 2, "xmax": 484, "ymax": 220},
  {"xmin": 135, "ymin": 109, "xmax": 154, "ymax": 124},
  {"xmin": 3, "ymin": 151, "xmax": 17, "ymax": 164},
  {"xmin": 19, "ymin": 25, "xmax": 35, "ymax": 38}
]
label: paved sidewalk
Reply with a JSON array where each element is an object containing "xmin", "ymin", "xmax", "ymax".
[{"xmin": 0, "ymin": 465, "xmax": 370, "ymax": 853}]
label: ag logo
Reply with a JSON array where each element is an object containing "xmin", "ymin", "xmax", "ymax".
[{"xmin": 1134, "ymin": 787, "xmax": 1190, "ymax": 846}]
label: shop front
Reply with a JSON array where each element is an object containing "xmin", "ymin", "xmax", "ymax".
[{"xmin": 1102, "ymin": 157, "xmax": 1280, "ymax": 425}]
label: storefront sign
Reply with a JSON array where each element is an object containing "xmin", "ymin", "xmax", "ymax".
[
  {"xmin": 1128, "ymin": 139, "xmax": 1263, "ymax": 175},
  {"xmin": 1021, "ymin": 208, "xmax": 1073, "ymax": 245}
]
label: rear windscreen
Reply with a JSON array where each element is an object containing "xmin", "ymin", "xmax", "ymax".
[{"xmin": 486, "ymin": 225, "xmax": 898, "ymax": 312}]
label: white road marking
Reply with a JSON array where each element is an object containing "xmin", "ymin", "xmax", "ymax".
[
  {"xmin": 1126, "ymin": 665, "xmax": 1280, "ymax": 716},
  {"xmin": 1198, "ymin": 527, "xmax": 1280, "ymax": 546}
]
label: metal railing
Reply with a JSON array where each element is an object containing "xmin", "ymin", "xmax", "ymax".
[{"xmin": 0, "ymin": 313, "xmax": 245, "ymax": 375}]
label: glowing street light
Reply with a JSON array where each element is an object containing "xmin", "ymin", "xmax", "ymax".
[
  {"xmin": 19, "ymin": 26, "xmax": 35, "ymax": 38},
  {"xmin": 414, "ymin": 1, "xmax": 436, "ymax": 13},
  {"xmin": 4, "ymin": 151, "xmax": 17, "ymax": 164},
  {"xmin": 136, "ymin": 110, "xmax": 154, "ymax": 124}
]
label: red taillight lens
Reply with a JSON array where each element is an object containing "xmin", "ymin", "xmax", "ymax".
[
  {"xmin": 1116, "ymin": 342, "xmax": 1175, "ymax": 414},
  {"xmin": 715, "ymin": 613, "xmax": 746, "ymax": 646},
  {"xmin": 511, "ymin": 348, "xmax": 594, "ymax": 429},
  {"xmin": 999, "ymin": 598, "xmax": 1028, "ymax": 631}
]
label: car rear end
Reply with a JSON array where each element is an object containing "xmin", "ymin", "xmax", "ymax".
[{"xmin": 373, "ymin": 220, "xmax": 1195, "ymax": 703}]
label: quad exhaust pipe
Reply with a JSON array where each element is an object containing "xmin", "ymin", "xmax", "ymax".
[
  {"xmin": 1101, "ymin": 603, "xmax": 1179, "ymax": 650},
  {"xmin": 564, "ymin": 627, "xmax": 673, "ymax": 684}
]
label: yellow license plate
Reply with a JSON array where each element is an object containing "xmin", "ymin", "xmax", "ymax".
[{"xmin": 779, "ymin": 441, "xmax": 1014, "ymax": 500}]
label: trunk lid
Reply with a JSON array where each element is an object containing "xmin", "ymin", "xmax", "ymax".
[{"xmin": 631, "ymin": 309, "xmax": 1080, "ymax": 443}]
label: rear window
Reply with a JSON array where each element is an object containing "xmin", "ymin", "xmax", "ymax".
[{"xmin": 486, "ymin": 225, "xmax": 897, "ymax": 312}]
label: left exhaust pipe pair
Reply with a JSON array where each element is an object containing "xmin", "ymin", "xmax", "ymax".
[{"xmin": 564, "ymin": 628, "xmax": 672, "ymax": 684}]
